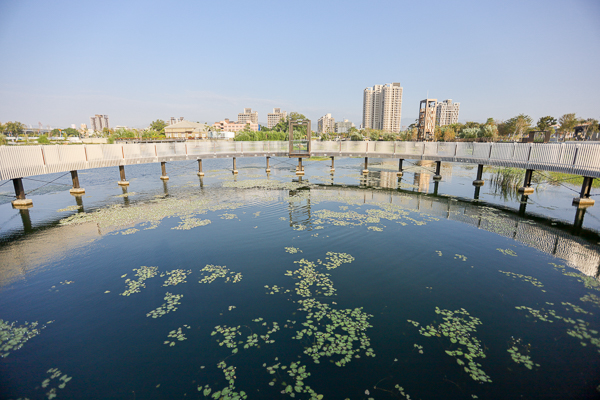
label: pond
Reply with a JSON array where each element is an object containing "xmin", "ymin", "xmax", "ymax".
[{"xmin": 1, "ymin": 157, "xmax": 599, "ymax": 400}]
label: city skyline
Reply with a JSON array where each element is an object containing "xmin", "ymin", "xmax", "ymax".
[{"xmin": 0, "ymin": 0, "xmax": 599, "ymax": 130}]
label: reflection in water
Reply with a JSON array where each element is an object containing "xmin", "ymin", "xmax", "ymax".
[
  {"xmin": 121, "ymin": 186, "xmax": 130, "ymax": 206},
  {"xmin": 19, "ymin": 209, "xmax": 32, "ymax": 233},
  {"xmin": 74, "ymin": 195, "xmax": 84, "ymax": 213},
  {"xmin": 163, "ymin": 180, "xmax": 169, "ymax": 196},
  {"xmin": 474, "ymin": 186, "xmax": 481, "ymax": 200},
  {"xmin": 519, "ymin": 195, "xmax": 529, "ymax": 216}
]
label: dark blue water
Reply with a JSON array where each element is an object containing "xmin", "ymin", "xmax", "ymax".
[{"xmin": 1, "ymin": 157, "xmax": 599, "ymax": 400}]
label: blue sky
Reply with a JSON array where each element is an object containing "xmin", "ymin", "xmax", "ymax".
[{"xmin": 0, "ymin": 0, "xmax": 599, "ymax": 130}]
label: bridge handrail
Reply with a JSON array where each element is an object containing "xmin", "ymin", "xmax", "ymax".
[{"xmin": 1, "ymin": 141, "xmax": 599, "ymax": 181}]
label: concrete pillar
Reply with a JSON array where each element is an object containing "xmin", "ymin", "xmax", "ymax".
[
  {"xmin": 473, "ymin": 164, "xmax": 484, "ymax": 186},
  {"xmin": 266, "ymin": 156, "xmax": 271, "ymax": 173},
  {"xmin": 330, "ymin": 156, "xmax": 335, "ymax": 172},
  {"xmin": 197, "ymin": 159, "xmax": 204, "ymax": 177},
  {"xmin": 232, "ymin": 157, "xmax": 238, "ymax": 174},
  {"xmin": 163, "ymin": 180, "xmax": 169, "ymax": 195},
  {"xmin": 296, "ymin": 158, "xmax": 304, "ymax": 176},
  {"xmin": 69, "ymin": 170, "xmax": 85, "ymax": 195},
  {"xmin": 19, "ymin": 209, "xmax": 33, "ymax": 232},
  {"xmin": 573, "ymin": 177, "xmax": 595, "ymax": 207},
  {"xmin": 362, "ymin": 157, "xmax": 369, "ymax": 174},
  {"xmin": 518, "ymin": 169, "xmax": 534, "ymax": 194},
  {"xmin": 397, "ymin": 159, "xmax": 404, "ymax": 177},
  {"xmin": 160, "ymin": 161, "xmax": 169, "ymax": 180},
  {"xmin": 573, "ymin": 207, "xmax": 586, "ymax": 236},
  {"xmin": 11, "ymin": 178, "xmax": 32, "ymax": 208},
  {"xmin": 518, "ymin": 194, "xmax": 528, "ymax": 216},
  {"xmin": 433, "ymin": 161, "xmax": 442, "ymax": 180},
  {"xmin": 474, "ymin": 185, "xmax": 481, "ymax": 200},
  {"xmin": 118, "ymin": 165, "xmax": 129, "ymax": 186}
]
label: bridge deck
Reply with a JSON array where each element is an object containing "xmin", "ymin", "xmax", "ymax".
[{"xmin": 1, "ymin": 141, "xmax": 599, "ymax": 180}]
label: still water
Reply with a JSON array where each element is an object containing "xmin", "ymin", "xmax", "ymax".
[{"xmin": 1, "ymin": 157, "xmax": 599, "ymax": 400}]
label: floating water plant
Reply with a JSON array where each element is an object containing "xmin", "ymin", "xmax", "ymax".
[
  {"xmin": 119, "ymin": 228, "xmax": 139, "ymax": 235},
  {"xmin": 0, "ymin": 320, "xmax": 52, "ymax": 358},
  {"xmin": 507, "ymin": 337, "xmax": 539, "ymax": 369},
  {"xmin": 41, "ymin": 368, "xmax": 72, "ymax": 399},
  {"xmin": 408, "ymin": 307, "xmax": 491, "ymax": 383},
  {"xmin": 120, "ymin": 266, "xmax": 158, "ymax": 296},
  {"xmin": 497, "ymin": 248, "xmax": 517, "ymax": 256},
  {"xmin": 581, "ymin": 293, "xmax": 600, "ymax": 308},
  {"xmin": 285, "ymin": 247, "xmax": 302, "ymax": 254},
  {"xmin": 499, "ymin": 270, "xmax": 544, "ymax": 288},
  {"xmin": 172, "ymin": 217, "xmax": 211, "ymax": 230},
  {"xmin": 56, "ymin": 205, "xmax": 81, "ymax": 212},
  {"xmin": 454, "ymin": 254, "xmax": 467, "ymax": 261},
  {"xmin": 413, "ymin": 344, "xmax": 423, "ymax": 354},
  {"xmin": 162, "ymin": 269, "xmax": 192, "ymax": 286},
  {"xmin": 435, "ymin": 251, "xmax": 442, "ymax": 256},
  {"xmin": 199, "ymin": 361, "xmax": 247, "ymax": 400},
  {"xmin": 199, "ymin": 265, "xmax": 242, "ymax": 284},
  {"xmin": 146, "ymin": 292, "xmax": 183, "ymax": 318},
  {"xmin": 220, "ymin": 213, "xmax": 238, "ymax": 220},
  {"xmin": 164, "ymin": 325, "xmax": 190, "ymax": 346},
  {"xmin": 264, "ymin": 360, "xmax": 323, "ymax": 399}
]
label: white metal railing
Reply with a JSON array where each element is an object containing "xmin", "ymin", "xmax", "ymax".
[{"xmin": 1, "ymin": 141, "xmax": 599, "ymax": 181}]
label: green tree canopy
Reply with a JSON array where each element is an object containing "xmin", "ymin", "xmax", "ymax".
[
  {"xmin": 38, "ymin": 135, "xmax": 50, "ymax": 144},
  {"xmin": 63, "ymin": 127, "xmax": 80, "ymax": 136},
  {"xmin": 536, "ymin": 116, "xmax": 557, "ymax": 132},
  {"xmin": 504, "ymin": 114, "xmax": 533, "ymax": 138},
  {"xmin": 150, "ymin": 119, "xmax": 167, "ymax": 134},
  {"xmin": 5, "ymin": 121, "xmax": 25, "ymax": 136}
]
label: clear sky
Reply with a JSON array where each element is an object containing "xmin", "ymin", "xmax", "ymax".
[{"xmin": 0, "ymin": 0, "xmax": 599, "ymax": 130}]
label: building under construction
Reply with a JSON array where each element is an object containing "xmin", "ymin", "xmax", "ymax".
[{"xmin": 417, "ymin": 99, "xmax": 437, "ymax": 141}]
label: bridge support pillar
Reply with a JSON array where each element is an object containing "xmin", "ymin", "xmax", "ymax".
[
  {"xmin": 473, "ymin": 164, "xmax": 484, "ymax": 186},
  {"xmin": 160, "ymin": 161, "xmax": 169, "ymax": 180},
  {"xmin": 232, "ymin": 157, "xmax": 238, "ymax": 174},
  {"xmin": 397, "ymin": 159, "xmax": 403, "ymax": 177},
  {"xmin": 69, "ymin": 170, "xmax": 85, "ymax": 195},
  {"xmin": 363, "ymin": 157, "xmax": 369, "ymax": 174},
  {"xmin": 118, "ymin": 165, "xmax": 129, "ymax": 186},
  {"xmin": 330, "ymin": 156, "xmax": 335, "ymax": 173},
  {"xmin": 11, "ymin": 178, "xmax": 33, "ymax": 208},
  {"xmin": 518, "ymin": 169, "xmax": 534, "ymax": 194},
  {"xmin": 433, "ymin": 161, "xmax": 442, "ymax": 180},
  {"xmin": 197, "ymin": 159, "xmax": 204, "ymax": 177},
  {"xmin": 573, "ymin": 177, "xmax": 595, "ymax": 208},
  {"xmin": 296, "ymin": 158, "xmax": 304, "ymax": 176},
  {"xmin": 266, "ymin": 157, "xmax": 271, "ymax": 173}
]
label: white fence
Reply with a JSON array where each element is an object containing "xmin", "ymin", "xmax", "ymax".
[{"xmin": 1, "ymin": 141, "xmax": 599, "ymax": 180}]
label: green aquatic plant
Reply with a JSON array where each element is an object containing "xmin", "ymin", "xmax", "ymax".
[
  {"xmin": 435, "ymin": 251, "xmax": 442, "ymax": 256},
  {"xmin": 161, "ymin": 269, "xmax": 192, "ymax": 286},
  {"xmin": 120, "ymin": 266, "xmax": 158, "ymax": 296},
  {"xmin": 408, "ymin": 307, "xmax": 491, "ymax": 383},
  {"xmin": 497, "ymin": 248, "xmax": 517, "ymax": 256},
  {"xmin": 164, "ymin": 325, "xmax": 190, "ymax": 346},
  {"xmin": 119, "ymin": 228, "xmax": 139, "ymax": 235},
  {"xmin": 265, "ymin": 360, "xmax": 323, "ymax": 399},
  {"xmin": 454, "ymin": 254, "xmax": 467, "ymax": 261},
  {"xmin": 285, "ymin": 247, "xmax": 302, "ymax": 254},
  {"xmin": 199, "ymin": 265, "xmax": 243, "ymax": 284},
  {"xmin": 41, "ymin": 368, "xmax": 72, "ymax": 399},
  {"xmin": 56, "ymin": 205, "xmax": 81, "ymax": 212},
  {"xmin": 172, "ymin": 217, "xmax": 211, "ymax": 230},
  {"xmin": 0, "ymin": 320, "xmax": 52, "ymax": 358},
  {"xmin": 499, "ymin": 270, "xmax": 544, "ymax": 288},
  {"xmin": 581, "ymin": 293, "xmax": 600, "ymax": 308},
  {"xmin": 506, "ymin": 337, "xmax": 539, "ymax": 370},
  {"xmin": 561, "ymin": 302, "xmax": 592, "ymax": 315},
  {"xmin": 294, "ymin": 298, "xmax": 375, "ymax": 366},
  {"xmin": 413, "ymin": 344, "xmax": 423, "ymax": 354},
  {"xmin": 146, "ymin": 292, "xmax": 183, "ymax": 318},
  {"xmin": 198, "ymin": 361, "xmax": 247, "ymax": 400},
  {"xmin": 286, "ymin": 259, "xmax": 336, "ymax": 297},
  {"xmin": 220, "ymin": 213, "xmax": 238, "ymax": 220}
]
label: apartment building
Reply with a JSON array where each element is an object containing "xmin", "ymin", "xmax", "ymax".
[
  {"xmin": 237, "ymin": 108, "xmax": 258, "ymax": 125},
  {"xmin": 436, "ymin": 99, "xmax": 460, "ymax": 126},
  {"xmin": 318, "ymin": 113, "xmax": 336, "ymax": 134},
  {"xmin": 90, "ymin": 114, "xmax": 109, "ymax": 132},
  {"xmin": 362, "ymin": 83, "xmax": 403, "ymax": 133},
  {"xmin": 267, "ymin": 108, "xmax": 287, "ymax": 128},
  {"xmin": 417, "ymin": 99, "xmax": 437, "ymax": 141},
  {"xmin": 335, "ymin": 119, "xmax": 355, "ymax": 134},
  {"xmin": 213, "ymin": 119, "xmax": 259, "ymax": 132}
]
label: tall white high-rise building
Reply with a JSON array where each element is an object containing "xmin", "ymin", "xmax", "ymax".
[
  {"xmin": 237, "ymin": 108, "xmax": 258, "ymax": 124},
  {"xmin": 90, "ymin": 115, "xmax": 110, "ymax": 132},
  {"xmin": 267, "ymin": 108, "xmax": 287, "ymax": 128},
  {"xmin": 318, "ymin": 113, "xmax": 335, "ymax": 134},
  {"xmin": 435, "ymin": 99, "xmax": 460, "ymax": 126},
  {"xmin": 335, "ymin": 119, "xmax": 355, "ymax": 134},
  {"xmin": 362, "ymin": 83, "xmax": 403, "ymax": 133}
]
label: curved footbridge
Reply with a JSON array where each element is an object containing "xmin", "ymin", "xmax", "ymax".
[{"xmin": 1, "ymin": 141, "xmax": 599, "ymax": 208}]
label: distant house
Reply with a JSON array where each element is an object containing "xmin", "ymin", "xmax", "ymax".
[{"xmin": 165, "ymin": 120, "xmax": 210, "ymax": 139}]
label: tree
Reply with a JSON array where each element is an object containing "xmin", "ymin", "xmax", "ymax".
[
  {"xmin": 558, "ymin": 113, "xmax": 578, "ymax": 139},
  {"xmin": 536, "ymin": 116, "xmax": 557, "ymax": 132},
  {"xmin": 460, "ymin": 128, "xmax": 479, "ymax": 139},
  {"xmin": 63, "ymin": 127, "xmax": 79, "ymax": 137},
  {"xmin": 504, "ymin": 114, "xmax": 532, "ymax": 138},
  {"xmin": 479, "ymin": 124, "xmax": 498, "ymax": 140},
  {"xmin": 5, "ymin": 121, "xmax": 25, "ymax": 137},
  {"xmin": 0, "ymin": 134, "xmax": 7, "ymax": 145},
  {"xmin": 442, "ymin": 127, "xmax": 456, "ymax": 142},
  {"xmin": 150, "ymin": 119, "xmax": 167, "ymax": 134},
  {"xmin": 38, "ymin": 135, "xmax": 50, "ymax": 144}
]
